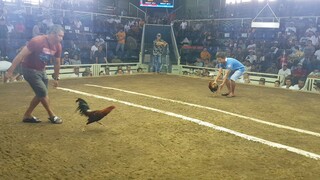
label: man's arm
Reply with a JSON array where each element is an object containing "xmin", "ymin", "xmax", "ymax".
[
  {"xmin": 53, "ymin": 57, "xmax": 61, "ymax": 80},
  {"xmin": 214, "ymin": 68, "xmax": 223, "ymax": 83},
  {"xmin": 6, "ymin": 46, "xmax": 31, "ymax": 78},
  {"xmin": 220, "ymin": 69, "xmax": 231, "ymax": 86}
]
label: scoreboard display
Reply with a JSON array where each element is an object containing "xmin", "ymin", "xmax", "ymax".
[{"xmin": 140, "ymin": 0, "xmax": 174, "ymax": 8}]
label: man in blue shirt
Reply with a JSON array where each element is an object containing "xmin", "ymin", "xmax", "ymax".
[{"xmin": 214, "ymin": 52, "xmax": 245, "ymax": 97}]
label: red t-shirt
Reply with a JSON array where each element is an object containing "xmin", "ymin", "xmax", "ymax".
[{"xmin": 22, "ymin": 35, "xmax": 62, "ymax": 71}]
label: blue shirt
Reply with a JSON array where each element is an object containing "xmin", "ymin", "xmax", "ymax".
[{"xmin": 219, "ymin": 57, "xmax": 245, "ymax": 72}]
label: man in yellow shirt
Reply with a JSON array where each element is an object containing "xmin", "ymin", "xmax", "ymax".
[{"xmin": 116, "ymin": 29, "xmax": 126, "ymax": 59}]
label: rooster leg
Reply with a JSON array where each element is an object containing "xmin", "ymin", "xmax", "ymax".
[{"xmin": 96, "ymin": 121, "xmax": 106, "ymax": 127}]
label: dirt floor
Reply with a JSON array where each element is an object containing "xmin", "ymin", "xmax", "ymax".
[{"xmin": 0, "ymin": 74, "xmax": 320, "ymax": 179}]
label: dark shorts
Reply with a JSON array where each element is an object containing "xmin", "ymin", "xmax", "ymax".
[{"xmin": 22, "ymin": 67, "xmax": 48, "ymax": 98}]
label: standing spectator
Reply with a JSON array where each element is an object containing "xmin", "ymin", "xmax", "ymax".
[
  {"xmin": 115, "ymin": 29, "xmax": 126, "ymax": 59},
  {"xmin": 90, "ymin": 40, "xmax": 99, "ymax": 63},
  {"xmin": 5, "ymin": 25, "xmax": 64, "ymax": 124},
  {"xmin": 213, "ymin": 52, "xmax": 245, "ymax": 98},
  {"xmin": 0, "ymin": 17, "xmax": 8, "ymax": 57},
  {"xmin": 152, "ymin": 33, "xmax": 168, "ymax": 73}
]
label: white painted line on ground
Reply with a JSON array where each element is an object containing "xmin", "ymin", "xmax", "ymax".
[
  {"xmin": 84, "ymin": 84, "xmax": 320, "ymax": 138},
  {"xmin": 58, "ymin": 87, "xmax": 320, "ymax": 160}
]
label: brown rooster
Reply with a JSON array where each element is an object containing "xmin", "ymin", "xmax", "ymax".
[{"xmin": 76, "ymin": 98, "xmax": 115, "ymax": 125}]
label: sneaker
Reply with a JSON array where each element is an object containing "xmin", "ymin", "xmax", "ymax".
[{"xmin": 48, "ymin": 116, "xmax": 63, "ymax": 124}]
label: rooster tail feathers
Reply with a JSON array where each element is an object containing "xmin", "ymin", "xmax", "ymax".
[{"xmin": 76, "ymin": 98, "xmax": 90, "ymax": 115}]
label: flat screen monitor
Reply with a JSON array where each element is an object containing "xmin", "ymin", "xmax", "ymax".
[{"xmin": 140, "ymin": 0, "xmax": 174, "ymax": 8}]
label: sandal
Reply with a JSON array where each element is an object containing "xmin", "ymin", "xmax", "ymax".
[
  {"xmin": 48, "ymin": 116, "xmax": 63, "ymax": 124},
  {"xmin": 221, "ymin": 93, "xmax": 230, "ymax": 96},
  {"xmin": 22, "ymin": 117, "xmax": 41, "ymax": 123}
]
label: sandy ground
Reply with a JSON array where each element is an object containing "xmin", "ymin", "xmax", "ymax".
[{"xmin": 0, "ymin": 74, "xmax": 320, "ymax": 179}]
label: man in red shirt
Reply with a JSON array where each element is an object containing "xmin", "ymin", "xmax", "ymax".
[
  {"xmin": 292, "ymin": 63, "xmax": 307, "ymax": 84},
  {"xmin": 5, "ymin": 25, "xmax": 64, "ymax": 124}
]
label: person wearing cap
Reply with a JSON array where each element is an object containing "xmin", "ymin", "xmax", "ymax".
[
  {"xmin": 152, "ymin": 33, "xmax": 167, "ymax": 73},
  {"xmin": 62, "ymin": 51, "xmax": 70, "ymax": 65}
]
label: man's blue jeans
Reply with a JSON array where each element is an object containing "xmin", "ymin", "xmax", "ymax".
[{"xmin": 153, "ymin": 55, "xmax": 162, "ymax": 73}]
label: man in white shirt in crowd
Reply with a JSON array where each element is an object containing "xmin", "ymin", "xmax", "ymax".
[{"xmin": 278, "ymin": 64, "xmax": 291, "ymax": 85}]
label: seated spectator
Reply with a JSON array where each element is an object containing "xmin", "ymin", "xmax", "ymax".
[
  {"xmin": 99, "ymin": 71, "xmax": 105, "ymax": 76},
  {"xmin": 70, "ymin": 66, "xmax": 82, "ymax": 78},
  {"xmin": 62, "ymin": 52, "xmax": 70, "ymax": 65},
  {"xmin": 313, "ymin": 80, "xmax": 320, "ymax": 92},
  {"xmin": 274, "ymin": 80, "xmax": 280, "ymax": 87},
  {"xmin": 125, "ymin": 65, "xmax": 133, "ymax": 74},
  {"xmin": 282, "ymin": 78, "xmax": 295, "ymax": 89},
  {"xmin": 69, "ymin": 54, "xmax": 81, "ymax": 65},
  {"xmin": 82, "ymin": 67, "xmax": 92, "ymax": 77},
  {"xmin": 265, "ymin": 63, "xmax": 278, "ymax": 74},
  {"xmin": 104, "ymin": 66, "xmax": 110, "ymax": 75},
  {"xmin": 292, "ymin": 63, "xmax": 307, "ymax": 84},
  {"xmin": 244, "ymin": 60, "xmax": 252, "ymax": 72},
  {"xmin": 42, "ymin": 15, "xmax": 54, "ymax": 28},
  {"xmin": 115, "ymin": 66, "xmax": 124, "ymax": 75},
  {"xmin": 238, "ymin": 73, "xmax": 250, "ymax": 83},
  {"xmin": 314, "ymin": 48, "xmax": 320, "ymax": 61},
  {"xmin": 137, "ymin": 67, "xmax": 143, "ymax": 73},
  {"xmin": 115, "ymin": 29, "xmax": 126, "ymax": 58},
  {"xmin": 308, "ymin": 69, "xmax": 320, "ymax": 78},
  {"xmin": 292, "ymin": 78, "xmax": 307, "ymax": 91},
  {"xmin": 94, "ymin": 45, "xmax": 107, "ymax": 64},
  {"xmin": 245, "ymin": 51, "xmax": 257, "ymax": 64},
  {"xmin": 194, "ymin": 58, "xmax": 204, "ymax": 67},
  {"xmin": 278, "ymin": 64, "xmax": 291, "ymax": 85},
  {"xmin": 200, "ymin": 48, "xmax": 211, "ymax": 62},
  {"xmin": 32, "ymin": 22, "xmax": 43, "ymax": 37},
  {"xmin": 259, "ymin": 78, "xmax": 266, "ymax": 85}
]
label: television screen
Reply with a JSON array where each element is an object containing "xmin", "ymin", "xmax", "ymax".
[{"xmin": 140, "ymin": 0, "xmax": 174, "ymax": 8}]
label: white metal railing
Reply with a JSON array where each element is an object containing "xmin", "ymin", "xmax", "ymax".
[
  {"xmin": 128, "ymin": 2, "xmax": 146, "ymax": 20},
  {"xmin": 170, "ymin": 24, "xmax": 181, "ymax": 65}
]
